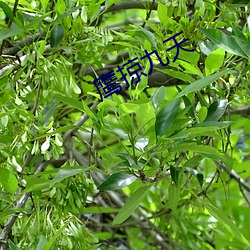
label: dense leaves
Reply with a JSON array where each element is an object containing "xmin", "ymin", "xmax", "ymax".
[{"xmin": 0, "ymin": 0, "xmax": 250, "ymax": 249}]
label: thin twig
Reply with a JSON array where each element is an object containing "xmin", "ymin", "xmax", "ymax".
[
  {"xmin": 219, "ymin": 163, "xmax": 250, "ymax": 193},
  {"xmin": 141, "ymin": 0, "xmax": 156, "ymax": 28},
  {"xmin": 63, "ymin": 102, "xmax": 99, "ymax": 141},
  {"xmin": 32, "ymin": 80, "xmax": 42, "ymax": 115}
]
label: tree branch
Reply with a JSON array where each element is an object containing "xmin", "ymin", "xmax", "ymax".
[
  {"xmin": 2, "ymin": 32, "xmax": 46, "ymax": 56},
  {"xmin": 219, "ymin": 163, "xmax": 250, "ymax": 193}
]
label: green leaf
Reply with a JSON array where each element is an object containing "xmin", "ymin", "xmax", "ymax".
[
  {"xmin": 203, "ymin": 201, "xmax": 250, "ymax": 248},
  {"xmin": 0, "ymin": 1, "xmax": 14, "ymax": 21},
  {"xmin": 40, "ymin": 0, "xmax": 49, "ymax": 9},
  {"xmin": 170, "ymin": 143, "xmax": 228, "ymax": 165},
  {"xmin": 200, "ymin": 28, "xmax": 247, "ymax": 58},
  {"xmin": 0, "ymin": 209, "xmax": 23, "ymax": 223},
  {"xmin": 42, "ymin": 223, "xmax": 69, "ymax": 250},
  {"xmin": 157, "ymin": 2, "xmax": 168, "ymax": 24},
  {"xmin": 234, "ymin": 36, "xmax": 250, "ymax": 58},
  {"xmin": 168, "ymin": 182, "xmax": 180, "ymax": 210},
  {"xmin": 24, "ymin": 177, "xmax": 51, "ymax": 192},
  {"xmin": 194, "ymin": 121, "xmax": 231, "ymax": 129},
  {"xmin": 155, "ymin": 98, "xmax": 179, "ymax": 137},
  {"xmin": 98, "ymin": 172, "xmax": 137, "ymax": 191},
  {"xmin": 80, "ymin": 206, "xmax": 120, "ymax": 214},
  {"xmin": 170, "ymin": 166, "xmax": 180, "ymax": 186},
  {"xmin": 53, "ymin": 92, "xmax": 84, "ymax": 112},
  {"xmin": 205, "ymin": 99, "xmax": 228, "ymax": 122},
  {"xmin": 50, "ymin": 24, "xmax": 64, "ymax": 47},
  {"xmin": 112, "ymin": 185, "xmax": 151, "ymax": 224},
  {"xmin": 41, "ymin": 101, "xmax": 60, "ymax": 125},
  {"xmin": 151, "ymin": 86, "xmax": 166, "ymax": 111},
  {"xmin": 135, "ymin": 26, "xmax": 157, "ymax": 49},
  {"xmin": 178, "ymin": 60, "xmax": 203, "ymax": 77},
  {"xmin": 54, "ymin": 5, "xmax": 83, "ymax": 24},
  {"xmin": 198, "ymin": 106, "xmax": 208, "ymax": 122},
  {"xmin": 156, "ymin": 68, "xmax": 195, "ymax": 83},
  {"xmin": 51, "ymin": 166, "xmax": 86, "ymax": 186},
  {"xmin": 9, "ymin": 241, "xmax": 21, "ymax": 250},
  {"xmin": 170, "ymin": 126, "xmax": 220, "ymax": 139},
  {"xmin": 205, "ymin": 49, "xmax": 225, "ymax": 75},
  {"xmin": 178, "ymin": 50, "xmax": 200, "ymax": 65},
  {"xmin": 119, "ymin": 103, "xmax": 140, "ymax": 115},
  {"xmin": 176, "ymin": 70, "xmax": 230, "ymax": 98},
  {"xmin": 185, "ymin": 167, "xmax": 204, "ymax": 187},
  {"xmin": 36, "ymin": 236, "xmax": 48, "ymax": 250},
  {"xmin": 0, "ymin": 25, "xmax": 23, "ymax": 42},
  {"xmin": 0, "ymin": 168, "xmax": 18, "ymax": 194}
]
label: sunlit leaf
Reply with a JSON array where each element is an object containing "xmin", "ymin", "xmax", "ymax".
[
  {"xmin": 98, "ymin": 172, "xmax": 137, "ymax": 191},
  {"xmin": 151, "ymin": 86, "xmax": 166, "ymax": 111},
  {"xmin": 205, "ymin": 49, "xmax": 225, "ymax": 75},
  {"xmin": 0, "ymin": 168, "xmax": 18, "ymax": 194},
  {"xmin": 168, "ymin": 182, "xmax": 180, "ymax": 210}
]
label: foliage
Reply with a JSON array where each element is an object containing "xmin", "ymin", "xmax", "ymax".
[{"xmin": 0, "ymin": 0, "xmax": 250, "ymax": 249}]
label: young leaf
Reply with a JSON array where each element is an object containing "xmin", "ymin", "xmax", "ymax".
[
  {"xmin": 157, "ymin": 2, "xmax": 168, "ymax": 24},
  {"xmin": 205, "ymin": 49, "xmax": 225, "ymax": 75},
  {"xmin": 155, "ymin": 98, "xmax": 179, "ymax": 137},
  {"xmin": 112, "ymin": 185, "xmax": 151, "ymax": 224},
  {"xmin": 98, "ymin": 172, "xmax": 137, "ymax": 191},
  {"xmin": 168, "ymin": 182, "xmax": 180, "ymax": 210},
  {"xmin": 0, "ymin": 168, "xmax": 18, "ymax": 194},
  {"xmin": 50, "ymin": 24, "xmax": 64, "ymax": 47},
  {"xmin": 0, "ymin": 2, "xmax": 14, "ymax": 21}
]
